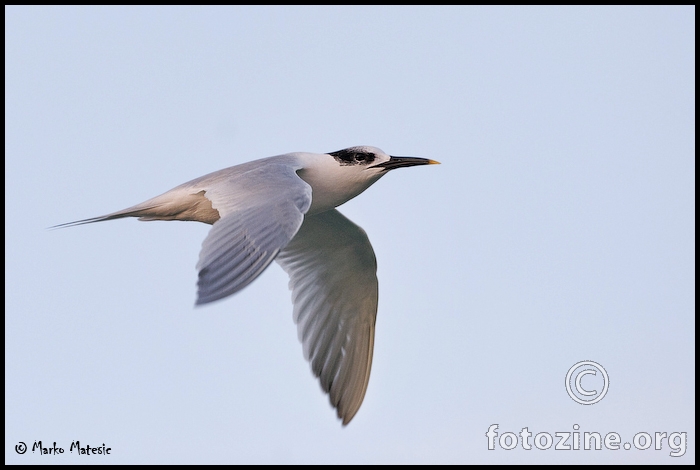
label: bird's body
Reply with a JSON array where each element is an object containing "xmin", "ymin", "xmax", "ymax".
[{"xmin": 57, "ymin": 146, "xmax": 438, "ymax": 424}]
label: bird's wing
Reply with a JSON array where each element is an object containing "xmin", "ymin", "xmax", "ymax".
[
  {"xmin": 196, "ymin": 162, "xmax": 312, "ymax": 304},
  {"xmin": 275, "ymin": 209, "xmax": 378, "ymax": 425}
]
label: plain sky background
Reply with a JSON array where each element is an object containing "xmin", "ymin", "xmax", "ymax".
[{"xmin": 5, "ymin": 6, "xmax": 695, "ymax": 464}]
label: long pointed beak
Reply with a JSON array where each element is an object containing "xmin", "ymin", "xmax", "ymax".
[{"xmin": 369, "ymin": 156, "xmax": 441, "ymax": 171}]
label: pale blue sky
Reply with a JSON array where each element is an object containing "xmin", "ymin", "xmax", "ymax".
[{"xmin": 5, "ymin": 6, "xmax": 695, "ymax": 464}]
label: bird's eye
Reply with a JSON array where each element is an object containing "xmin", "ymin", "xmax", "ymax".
[{"xmin": 355, "ymin": 153, "xmax": 366, "ymax": 162}]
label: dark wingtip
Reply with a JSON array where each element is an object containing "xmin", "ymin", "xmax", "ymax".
[{"xmin": 194, "ymin": 294, "xmax": 212, "ymax": 307}]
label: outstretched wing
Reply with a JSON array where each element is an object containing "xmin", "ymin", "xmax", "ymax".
[
  {"xmin": 276, "ymin": 209, "xmax": 378, "ymax": 425},
  {"xmin": 196, "ymin": 162, "xmax": 312, "ymax": 304}
]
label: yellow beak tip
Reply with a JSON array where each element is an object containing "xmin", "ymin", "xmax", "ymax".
[{"xmin": 428, "ymin": 159, "xmax": 441, "ymax": 165}]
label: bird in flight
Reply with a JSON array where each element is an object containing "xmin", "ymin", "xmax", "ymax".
[{"xmin": 56, "ymin": 145, "xmax": 439, "ymax": 424}]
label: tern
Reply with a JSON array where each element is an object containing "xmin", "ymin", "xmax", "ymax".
[{"xmin": 56, "ymin": 146, "xmax": 439, "ymax": 425}]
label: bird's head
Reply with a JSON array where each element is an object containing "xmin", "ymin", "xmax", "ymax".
[
  {"xmin": 298, "ymin": 145, "xmax": 439, "ymax": 214},
  {"xmin": 328, "ymin": 146, "xmax": 440, "ymax": 174}
]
